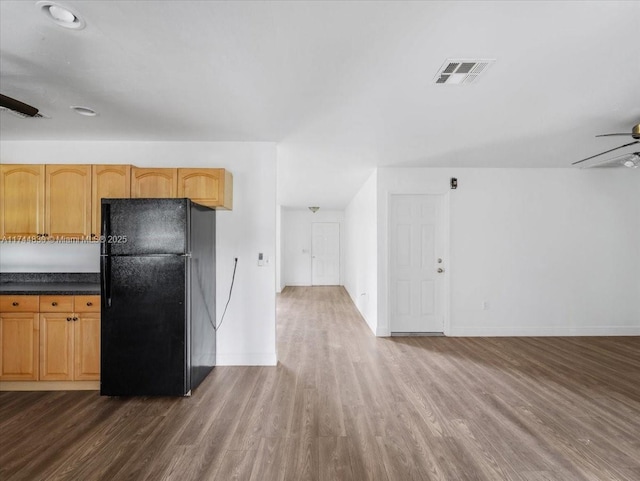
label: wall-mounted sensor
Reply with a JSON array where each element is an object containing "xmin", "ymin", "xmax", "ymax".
[{"xmin": 451, "ymin": 177, "xmax": 458, "ymax": 189}]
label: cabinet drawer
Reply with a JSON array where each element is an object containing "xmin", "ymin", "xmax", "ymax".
[
  {"xmin": 0, "ymin": 295, "xmax": 39, "ymax": 312},
  {"xmin": 39, "ymin": 295, "xmax": 74, "ymax": 312},
  {"xmin": 74, "ymin": 296, "xmax": 100, "ymax": 313}
]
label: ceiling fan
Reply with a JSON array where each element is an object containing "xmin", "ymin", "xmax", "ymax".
[
  {"xmin": 573, "ymin": 123, "xmax": 640, "ymax": 168},
  {"xmin": 0, "ymin": 93, "xmax": 43, "ymax": 118}
]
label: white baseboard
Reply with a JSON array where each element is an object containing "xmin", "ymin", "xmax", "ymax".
[
  {"xmin": 216, "ymin": 352, "xmax": 278, "ymax": 366},
  {"xmin": 447, "ymin": 326, "xmax": 640, "ymax": 337},
  {"xmin": 376, "ymin": 327, "xmax": 390, "ymax": 337}
]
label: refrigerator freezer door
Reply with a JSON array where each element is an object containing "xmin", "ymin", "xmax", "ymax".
[
  {"xmin": 101, "ymin": 255, "xmax": 189, "ymax": 396},
  {"xmin": 102, "ymin": 198, "xmax": 189, "ymax": 255}
]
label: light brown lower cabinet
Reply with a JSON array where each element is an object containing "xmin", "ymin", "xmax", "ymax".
[
  {"xmin": 0, "ymin": 294, "xmax": 99, "ymax": 384},
  {"xmin": 74, "ymin": 306, "xmax": 101, "ymax": 381},
  {"xmin": 0, "ymin": 311, "xmax": 39, "ymax": 381},
  {"xmin": 39, "ymin": 311, "xmax": 74, "ymax": 380},
  {"xmin": 39, "ymin": 295, "xmax": 100, "ymax": 381}
]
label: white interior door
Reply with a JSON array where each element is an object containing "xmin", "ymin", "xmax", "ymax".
[
  {"xmin": 311, "ymin": 222, "xmax": 340, "ymax": 286},
  {"xmin": 390, "ymin": 194, "xmax": 446, "ymax": 333}
]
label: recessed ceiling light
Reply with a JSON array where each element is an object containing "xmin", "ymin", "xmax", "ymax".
[
  {"xmin": 36, "ymin": 1, "xmax": 85, "ymax": 30},
  {"xmin": 70, "ymin": 106, "xmax": 98, "ymax": 117}
]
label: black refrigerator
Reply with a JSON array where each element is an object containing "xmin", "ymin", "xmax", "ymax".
[{"xmin": 100, "ymin": 198, "xmax": 216, "ymax": 396}]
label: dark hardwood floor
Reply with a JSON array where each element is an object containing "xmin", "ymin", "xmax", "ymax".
[{"xmin": 1, "ymin": 286, "xmax": 639, "ymax": 480}]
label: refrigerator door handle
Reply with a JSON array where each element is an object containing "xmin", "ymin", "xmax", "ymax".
[
  {"xmin": 101, "ymin": 202, "xmax": 112, "ymax": 308},
  {"xmin": 101, "ymin": 202, "xmax": 111, "ymax": 256},
  {"xmin": 101, "ymin": 255, "xmax": 112, "ymax": 308}
]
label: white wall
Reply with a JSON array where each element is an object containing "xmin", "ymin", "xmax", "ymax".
[
  {"xmin": 376, "ymin": 167, "xmax": 640, "ymax": 336},
  {"xmin": 344, "ymin": 170, "xmax": 378, "ymax": 334},
  {"xmin": 0, "ymin": 140, "xmax": 278, "ymax": 365},
  {"xmin": 0, "ymin": 243, "xmax": 100, "ymax": 272},
  {"xmin": 281, "ymin": 207, "xmax": 345, "ymax": 286}
]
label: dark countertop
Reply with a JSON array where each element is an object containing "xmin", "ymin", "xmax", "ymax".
[{"xmin": 0, "ymin": 273, "xmax": 100, "ymax": 296}]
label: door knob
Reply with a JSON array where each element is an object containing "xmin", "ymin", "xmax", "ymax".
[{"xmin": 437, "ymin": 268, "xmax": 444, "ymax": 273}]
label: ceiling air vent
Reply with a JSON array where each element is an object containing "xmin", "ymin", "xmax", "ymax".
[{"xmin": 434, "ymin": 59, "xmax": 495, "ymax": 85}]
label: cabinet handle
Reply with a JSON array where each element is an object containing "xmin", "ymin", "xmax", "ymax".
[
  {"xmin": 12, "ymin": 302, "xmax": 19, "ymax": 306},
  {"xmin": 86, "ymin": 302, "xmax": 93, "ymax": 306},
  {"xmin": 73, "ymin": 317, "xmax": 78, "ymax": 321},
  {"xmin": 66, "ymin": 317, "xmax": 72, "ymax": 322},
  {"xmin": 51, "ymin": 302, "xmax": 58, "ymax": 306}
]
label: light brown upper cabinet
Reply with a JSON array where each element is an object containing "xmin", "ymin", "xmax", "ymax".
[
  {"xmin": 0, "ymin": 164, "xmax": 45, "ymax": 238},
  {"xmin": 177, "ymin": 168, "xmax": 233, "ymax": 210},
  {"xmin": 131, "ymin": 168, "xmax": 178, "ymax": 198},
  {"xmin": 1, "ymin": 165, "xmax": 232, "ymax": 241},
  {"xmin": 45, "ymin": 165, "xmax": 92, "ymax": 239},
  {"xmin": 91, "ymin": 165, "xmax": 131, "ymax": 237}
]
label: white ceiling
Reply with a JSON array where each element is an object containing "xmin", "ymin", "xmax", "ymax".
[{"xmin": 1, "ymin": 1, "xmax": 639, "ymax": 208}]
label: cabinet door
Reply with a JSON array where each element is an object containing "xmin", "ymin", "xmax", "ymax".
[
  {"xmin": 91, "ymin": 165, "xmax": 131, "ymax": 237},
  {"xmin": 39, "ymin": 313, "xmax": 74, "ymax": 381},
  {"xmin": 45, "ymin": 165, "xmax": 92, "ymax": 239},
  {"xmin": 177, "ymin": 168, "xmax": 233, "ymax": 209},
  {"xmin": 74, "ymin": 312, "xmax": 100, "ymax": 380},
  {"xmin": 0, "ymin": 312, "xmax": 39, "ymax": 380},
  {"xmin": 0, "ymin": 164, "xmax": 45, "ymax": 238},
  {"xmin": 131, "ymin": 168, "xmax": 177, "ymax": 198}
]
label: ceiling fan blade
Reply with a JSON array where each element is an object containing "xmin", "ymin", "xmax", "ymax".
[
  {"xmin": 0, "ymin": 93, "xmax": 40, "ymax": 117},
  {"xmin": 595, "ymin": 133, "xmax": 633, "ymax": 137},
  {"xmin": 579, "ymin": 152, "xmax": 640, "ymax": 169},
  {"xmin": 572, "ymin": 141, "xmax": 640, "ymax": 165}
]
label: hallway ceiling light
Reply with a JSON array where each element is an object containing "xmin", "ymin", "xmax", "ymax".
[{"xmin": 308, "ymin": 206, "xmax": 320, "ymax": 213}]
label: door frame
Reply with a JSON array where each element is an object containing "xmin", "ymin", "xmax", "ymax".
[{"xmin": 387, "ymin": 191, "xmax": 451, "ymax": 336}]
